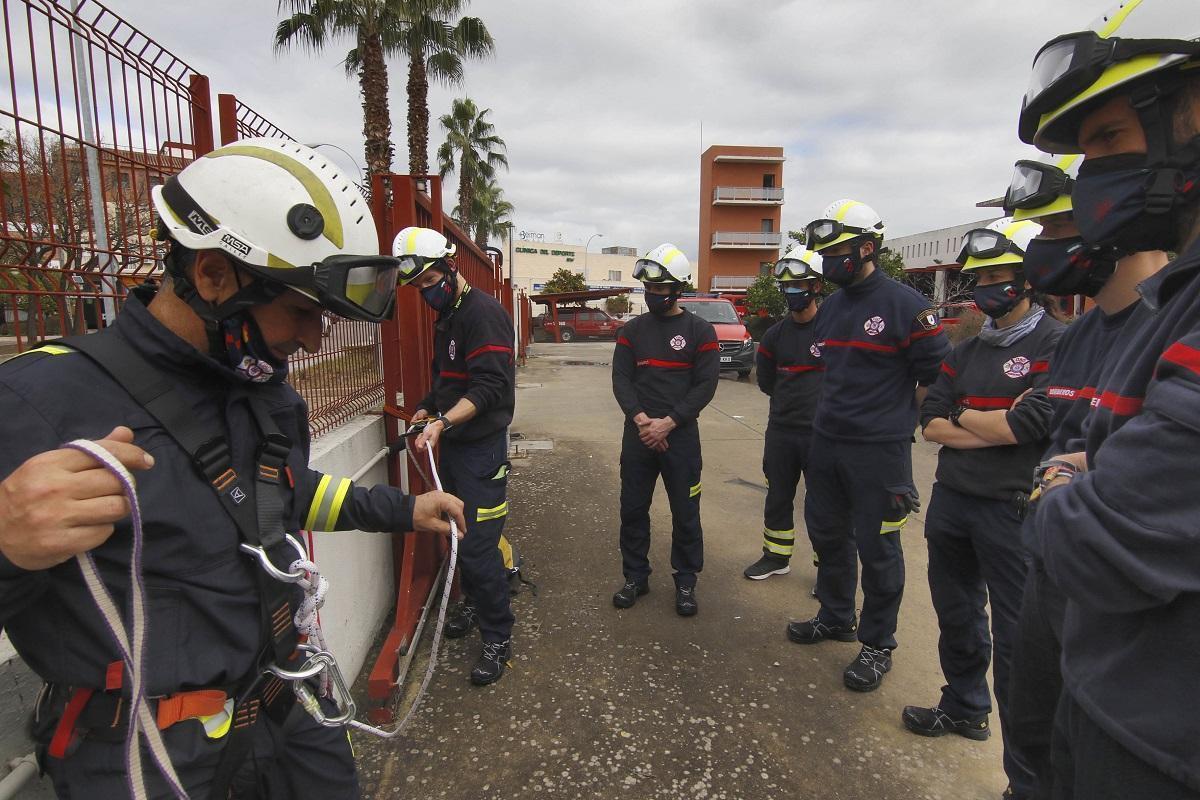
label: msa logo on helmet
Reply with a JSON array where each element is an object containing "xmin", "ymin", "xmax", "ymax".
[
  {"xmin": 1004, "ymin": 356, "xmax": 1031, "ymax": 379},
  {"xmin": 220, "ymin": 233, "xmax": 252, "ymax": 259},
  {"xmin": 863, "ymin": 316, "xmax": 886, "ymax": 336},
  {"xmin": 187, "ymin": 210, "xmax": 214, "ymax": 235},
  {"xmin": 670, "ymin": 335, "xmax": 687, "ymax": 351}
]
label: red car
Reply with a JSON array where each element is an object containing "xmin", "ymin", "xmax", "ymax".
[
  {"xmin": 540, "ymin": 306, "xmax": 625, "ymax": 342},
  {"xmin": 676, "ymin": 296, "xmax": 755, "ymax": 379}
]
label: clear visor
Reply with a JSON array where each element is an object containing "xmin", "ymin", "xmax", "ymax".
[
  {"xmin": 774, "ymin": 259, "xmax": 810, "ymax": 280},
  {"xmin": 397, "ymin": 254, "xmax": 436, "ymax": 281},
  {"xmin": 961, "ymin": 229, "xmax": 1011, "ymax": 260},
  {"xmin": 1006, "ymin": 163, "xmax": 1047, "ymax": 209},
  {"xmin": 633, "ymin": 259, "xmax": 666, "ymax": 281},
  {"xmin": 1026, "ymin": 37, "xmax": 1080, "ymax": 111},
  {"xmin": 807, "ymin": 220, "xmax": 842, "ymax": 245},
  {"xmin": 342, "ymin": 262, "xmax": 399, "ymax": 317}
]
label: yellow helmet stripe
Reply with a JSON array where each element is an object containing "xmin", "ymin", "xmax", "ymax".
[
  {"xmin": 832, "ymin": 200, "xmax": 861, "ymax": 222},
  {"xmin": 405, "ymin": 227, "xmax": 422, "ymax": 255},
  {"xmin": 1098, "ymin": 0, "xmax": 1143, "ymax": 38},
  {"xmin": 660, "ymin": 247, "xmax": 684, "ymax": 267},
  {"xmin": 1038, "ymin": 54, "xmax": 1165, "ymax": 135},
  {"xmin": 206, "ymin": 145, "xmax": 345, "ymax": 249}
]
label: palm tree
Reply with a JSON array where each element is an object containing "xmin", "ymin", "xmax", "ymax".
[
  {"xmin": 437, "ymin": 97, "xmax": 508, "ymax": 237},
  {"xmin": 274, "ymin": 1, "xmax": 493, "ymax": 178},
  {"xmin": 457, "ymin": 176, "xmax": 514, "ymax": 249}
]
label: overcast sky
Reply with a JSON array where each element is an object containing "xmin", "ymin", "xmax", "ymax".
[{"xmin": 113, "ymin": 0, "xmax": 1107, "ymax": 259}]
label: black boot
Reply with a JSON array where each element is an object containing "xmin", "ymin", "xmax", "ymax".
[
  {"xmin": 786, "ymin": 615, "xmax": 858, "ymax": 644},
  {"xmin": 901, "ymin": 705, "xmax": 990, "ymax": 741},
  {"xmin": 843, "ymin": 644, "xmax": 892, "ymax": 692},
  {"xmin": 444, "ymin": 601, "xmax": 477, "ymax": 639},
  {"xmin": 675, "ymin": 585, "xmax": 698, "ymax": 617},
  {"xmin": 612, "ymin": 579, "xmax": 649, "ymax": 609},
  {"xmin": 743, "ymin": 554, "xmax": 791, "ymax": 580},
  {"xmin": 470, "ymin": 639, "xmax": 512, "ymax": 686}
]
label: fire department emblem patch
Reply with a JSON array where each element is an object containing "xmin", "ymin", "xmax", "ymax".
[
  {"xmin": 810, "ymin": 343, "xmax": 821, "ymax": 358},
  {"xmin": 448, "ymin": 338, "xmax": 457, "ymax": 360},
  {"xmin": 917, "ymin": 308, "xmax": 940, "ymax": 331},
  {"xmin": 670, "ymin": 335, "xmax": 687, "ymax": 351},
  {"xmin": 863, "ymin": 316, "xmax": 886, "ymax": 336},
  {"xmin": 1004, "ymin": 356, "xmax": 1031, "ymax": 378}
]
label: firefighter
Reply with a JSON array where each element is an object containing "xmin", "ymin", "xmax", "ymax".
[
  {"xmin": 0, "ymin": 139, "xmax": 464, "ymax": 798},
  {"xmin": 611, "ymin": 244, "xmax": 719, "ymax": 616},
  {"xmin": 394, "ymin": 226, "xmax": 518, "ymax": 686},
  {"xmin": 903, "ymin": 217, "xmax": 1063, "ymax": 798},
  {"xmin": 1017, "ymin": 1, "xmax": 1200, "ymax": 795},
  {"xmin": 1001, "ymin": 152, "xmax": 1167, "ymax": 799},
  {"xmin": 742, "ymin": 247, "xmax": 825, "ymax": 581},
  {"xmin": 789, "ymin": 199, "xmax": 950, "ymax": 692}
]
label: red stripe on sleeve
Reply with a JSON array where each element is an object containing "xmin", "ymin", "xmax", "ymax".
[
  {"xmin": 757, "ymin": 345, "xmax": 774, "ymax": 359},
  {"xmin": 779, "ymin": 364, "xmax": 824, "ymax": 373},
  {"xmin": 1161, "ymin": 341, "xmax": 1200, "ymax": 377},
  {"xmin": 958, "ymin": 395, "xmax": 1014, "ymax": 410},
  {"xmin": 940, "ymin": 362, "xmax": 957, "ymax": 377},
  {"xmin": 467, "ymin": 344, "xmax": 514, "ymax": 360},
  {"xmin": 698, "ymin": 340, "xmax": 720, "ymax": 353},
  {"xmin": 1097, "ymin": 391, "xmax": 1143, "ymax": 416},
  {"xmin": 617, "ymin": 336, "xmax": 632, "ymax": 347},
  {"xmin": 910, "ymin": 325, "xmax": 944, "ymax": 341},
  {"xmin": 636, "ymin": 359, "xmax": 692, "ymax": 369},
  {"xmin": 1030, "ymin": 360, "xmax": 1050, "ymax": 374},
  {"xmin": 822, "ymin": 339, "xmax": 899, "ymax": 354},
  {"xmin": 439, "ymin": 371, "xmax": 469, "ymax": 380}
]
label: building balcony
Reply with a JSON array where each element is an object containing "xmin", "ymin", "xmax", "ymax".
[
  {"xmin": 712, "ymin": 186, "xmax": 784, "ymax": 205},
  {"xmin": 711, "ymin": 231, "xmax": 782, "ymax": 249},
  {"xmin": 712, "ymin": 153, "xmax": 786, "ymax": 164},
  {"xmin": 709, "ymin": 275, "xmax": 757, "ymax": 291}
]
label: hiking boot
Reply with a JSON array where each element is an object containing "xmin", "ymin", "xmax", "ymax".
[
  {"xmin": 612, "ymin": 579, "xmax": 649, "ymax": 609},
  {"xmin": 675, "ymin": 585, "xmax": 698, "ymax": 617},
  {"xmin": 444, "ymin": 601, "xmax": 477, "ymax": 639},
  {"xmin": 843, "ymin": 644, "xmax": 892, "ymax": 692},
  {"xmin": 743, "ymin": 555, "xmax": 791, "ymax": 580},
  {"xmin": 901, "ymin": 705, "xmax": 991, "ymax": 741},
  {"xmin": 470, "ymin": 639, "xmax": 511, "ymax": 686},
  {"xmin": 786, "ymin": 615, "xmax": 858, "ymax": 644}
]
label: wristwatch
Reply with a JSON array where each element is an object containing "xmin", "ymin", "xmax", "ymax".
[
  {"xmin": 949, "ymin": 406, "xmax": 967, "ymax": 428},
  {"xmin": 1030, "ymin": 458, "xmax": 1080, "ymax": 502},
  {"xmin": 433, "ymin": 414, "xmax": 453, "ymax": 431}
]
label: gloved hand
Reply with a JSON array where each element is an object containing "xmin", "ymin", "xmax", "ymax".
[{"xmin": 888, "ymin": 486, "xmax": 921, "ymax": 517}]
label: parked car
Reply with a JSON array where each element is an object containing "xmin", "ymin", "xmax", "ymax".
[
  {"xmin": 676, "ymin": 296, "xmax": 755, "ymax": 380},
  {"xmin": 540, "ymin": 306, "xmax": 625, "ymax": 342}
]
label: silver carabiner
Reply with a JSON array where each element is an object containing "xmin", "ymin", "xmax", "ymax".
[
  {"xmin": 266, "ymin": 646, "xmax": 358, "ymax": 728},
  {"xmin": 239, "ymin": 533, "xmax": 310, "ymax": 584}
]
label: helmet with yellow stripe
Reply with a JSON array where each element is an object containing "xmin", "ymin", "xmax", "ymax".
[
  {"xmin": 959, "ymin": 218, "xmax": 1044, "ymax": 272},
  {"xmin": 805, "ymin": 199, "xmax": 885, "ymax": 253},
  {"xmin": 634, "ymin": 243, "xmax": 692, "ymax": 284},
  {"xmin": 152, "ymin": 137, "xmax": 397, "ymax": 323},
  {"xmin": 773, "ymin": 246, "xmax": 823, "ymax": 281},
  {"xmin": 1006, "ymin": 153, "xmax": 1082, "ymax": 222},
  {"xmin": 1019, "ymin": 0, "xmax": 1200, "ymax": 153},
  {"xmin": 392, "ymin": 226, "xmax": 457, "ymax": 286}
]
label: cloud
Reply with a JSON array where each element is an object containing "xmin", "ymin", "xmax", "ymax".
[{"xmin": 94, "ymin": 0, "xmax": 1105, "ymax": 254}]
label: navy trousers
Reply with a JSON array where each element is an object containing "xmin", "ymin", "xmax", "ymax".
[
  {"xmin": 619, "ymin": 421, "xmax": 703, "ymax": 588},
  {"xmin": 803, "ymin": 434, "xmax": 911, "ymax": 650},
  {"xmin": 924, "ymin": 482, "xmax": 1034, "ymax": 795},
  {"xmin": 440, "ymin": 431, "xmax": 515, "ymax": 643},
  {"xmin": 760, "ymin": 425, "xmax": 812, "ymax": 561}
]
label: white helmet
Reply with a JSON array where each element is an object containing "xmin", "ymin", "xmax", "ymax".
[
  {"xmin": 152, "ymin": 137, "xmax": 396, "ymax": 322},
  {"xmin": 805, "ymin": 199, "xmax": 886, "ymax": 252},
  {"xmin": 960, "ymin": 217, "xmax": 1044, "ymax": 272},
  {"xmin": 774, "ymin": 246, "xmax": 823, "ymax": 281},
  {"xmin": 392, "ymin": 226, "xmax": 457, "ymax": 285},
  {"xmin": 633, "ymin": 243, "xmax": 692, "ymax": 284},
  {"xmin": 1020, "ymin": 0, "xmax": 1200, "ymax": 152},
  {"xmin": 1006, "ymin": 152, "xmax": 1082, "ymax": 222}
]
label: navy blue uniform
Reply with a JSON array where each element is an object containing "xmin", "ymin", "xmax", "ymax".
[
  {"xmin": 612, "ymin": 309, "xmax": 719, "ymax": 588},
  {"xmin": 1007, "ymin": 300, "xmax": 1142, "ymax": 800},
  {"xmin": 920, "ymin": 310, "xmax": 1062, "ymax": 796},
  {"xmin": 0, "ymin": 290, "xmax": 423, "ymax": 798},
  {"xmin": 1034, "ymin": 245, "xmax": 1200, "ymax": 795},
  {"xmin": 415, "ymin": 284, "xmax": 516, "ymax": 644},
  {"xmin": 804, "ymin": 269, "xmax": 950, "ymax": 649},
  {"xmin": 755, "ymin": 316, "xmax": 823, "ymax": 561}
]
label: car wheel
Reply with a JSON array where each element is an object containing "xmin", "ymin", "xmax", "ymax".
[
  {"xmin": 738, "ymin": 370, "xmax": 751, "ymax": 381},
  {"xmin": 559, "ymin": 327, "xmax": 575, "ymax": 343}
]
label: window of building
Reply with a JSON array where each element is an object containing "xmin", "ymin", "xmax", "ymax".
[
  {"xmin": 762, "ymin": 174, "xmax": 775, "ymax": 188},
  {"xmin": 608, "ymin": 270, "xmax": 621, "ymax": 282},
  {"xmin": 761, "ymin": 219, "xmax": 774, "ymax": 233}
]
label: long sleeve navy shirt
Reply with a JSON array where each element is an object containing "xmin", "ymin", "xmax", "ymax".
[
  {"xmin": 612, "ymin": 309, "xmax": 719, "ymax": 426},
  {"xmin": 921, "ymin": 312, "xmax": 1063, "ymax": 500},
  {"xmin": 812, "ymin": 269, "xmax": 950, "ymax": 442},
  {"xmin": 756, "ymin": 316, "xmax": 823, "ymax": 431},
  {"xmin": 1035, "ymin": 244, "xmax": 1200, "ymax": 791}
]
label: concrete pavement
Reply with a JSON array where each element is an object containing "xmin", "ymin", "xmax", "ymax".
[{"xmin": 357, "ymin": 341, "xmax": 1008, "ymax": 799}]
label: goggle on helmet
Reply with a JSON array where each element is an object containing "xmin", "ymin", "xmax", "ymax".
[{"xmin": 1005, "ymin": 159, "xmax": 1075, "ymax": 214}]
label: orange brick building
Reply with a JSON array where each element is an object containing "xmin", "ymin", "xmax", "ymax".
[{"xmin": 697, "ymin": 145, "xmax": 785, "ymax": 293}]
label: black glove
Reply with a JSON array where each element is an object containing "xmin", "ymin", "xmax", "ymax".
[{"xmin": 888, "ymin": 486, "xmax": 921, "ymax": 516}]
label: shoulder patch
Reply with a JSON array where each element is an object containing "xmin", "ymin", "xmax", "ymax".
[{"xmin": 916, "ymin": 309, "xmax": 940, "ymax": 331}]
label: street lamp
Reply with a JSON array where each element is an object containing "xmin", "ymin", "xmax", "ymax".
[
  {"xmin": 303, "ymin": 142, "xmax": 365, "ymax": 182},
  {"xmin": 584, "ymin": 233, "xmax": 603, "ymax": 284}
]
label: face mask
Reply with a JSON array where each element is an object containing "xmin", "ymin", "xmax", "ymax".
[
  {"xmin": 1072, "ymin": 153, "xmax": 1195, "ymax": 252},
  {"xmin": 1023, "ymin": 236, "xmax": 1117, "ymax": 298},
  {"xmin": 645, "ymin": 291, "xmax": 679, "ymax": 315},
  {"xmin": 221, "ymin": 311, "xmax": 288, "ymax": 384},
  {"xmin": 973, "ymin": 280, "xmax": 1026, "ymax": 320},
  {"xmin": 783, "ymin": 287, "xmax": 816, "ymax": 312},
  {"xmin": 822, "ymin": 247, "xmax": 864, "ymax": 287},
  {"xmin": 419, "ymin": 270, "xmax": 456, "ymax": 313}
]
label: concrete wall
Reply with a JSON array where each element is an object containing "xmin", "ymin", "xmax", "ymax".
[{"xmin": 0, "ymin": 414, "xmax": 396, "ymax": 795}]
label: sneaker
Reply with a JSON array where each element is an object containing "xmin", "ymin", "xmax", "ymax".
[
  {"xmin": 612, "ymin": 579, "xmax": 649, "ymax": 609},
  {"xmin": 444, "ymin": 601, "xmax": 477, "ymax": 639},
  {"xmin": 786, "ymin": 615, "xmax": 858, "ymax": 644},
  {"xmin": 743, "ymin": 555, "xmax": 791, "ymax": 580},
  {"xmin": 675, "ymin": 585, "xmax": 698, "ymax": 617},
  {"xmin": 901, "ymin": 705, "xmax": 990, "ymax": 741},
  {"xmin": 470, "ymin": 639, "xmax": 511, "ymax": 686},
  {"xmin": 843, "ymin": 644, "xmax": 892, "ymax": 692}
]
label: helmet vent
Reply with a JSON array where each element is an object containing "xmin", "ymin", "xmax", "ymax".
[{"xmin": 287, "ymin": 203, "xmax": 325, "ymax": 240}]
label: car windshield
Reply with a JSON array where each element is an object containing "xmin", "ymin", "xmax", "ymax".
[{"xmin": 679, "ymin": 300, "xmax": 740, "ymax": 324}]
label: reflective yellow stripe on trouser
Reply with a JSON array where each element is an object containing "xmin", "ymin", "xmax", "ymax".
[
  {"xmin": 762, "ymin": 527, "xmax": 794, "ymax": 557},
  {"xmin": 497, "ymin": 535, "xmax": 515, "ymax": 570},
  {"xmin": 304, "ymin": 476, "xmax": 352, "ymax": 531},
  {"xmin": 477, "ymin": 501, "xmax": 509, "ymax": 522},
  {"xmin": 881, "ymin": 516, "xmax": 908, "ymax": 535},
  {"xmin": 689, "ymin": 481, "xmax": 702, "ymax": 499}
]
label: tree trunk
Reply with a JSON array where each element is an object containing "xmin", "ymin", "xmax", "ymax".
[
  {"xmin": 407, "ymin": 51, "xmax": 429, "ymax": 175},
  {"xmin": 473, "ymin": 220, "xmax": 487, "ymax": 250},
  {"xmin": 358, "ymin": 31, "xmax": 393, "ymax": 177},
  {"xmin": 457, "ymin": 153, "xmax": 473, "ymax": 234}
]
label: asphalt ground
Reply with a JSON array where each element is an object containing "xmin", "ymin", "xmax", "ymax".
[{"xmin": 356, "ymin": 341, "xmax": 1009, "ymax": 800}]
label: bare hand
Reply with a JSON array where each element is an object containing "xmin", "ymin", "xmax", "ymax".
[
  {"xmin": 1012, "ymin": 388, "xmax": 1034, "ymax": 407},
  {"xmin": 411, "ymin": 408, "xmax": 430, "ymax": 424},
  {"xmin": 415, "ymin": 419, "xmax": 445, "ymax": 454},
  {"xmin": 638, "ymin": 416, "xmax": 676, "ymax": 448},
  {"xmin": 650, "ymin": 439, "xmax": 669, "ymax": 453},
  {"xmin": 632, "ymin": 412, "xmax": 652, "ymax": 427},
  {"xmin": 0, "ymin": 427, "xmax": 154, "ymax": 571},
  {"xmin": 412, "ymin": 490, "xmax": 466, "ymax": 539},
  {"xmin": 1054, "ymin": 451, "xmax": 1088, "ymax": 471}
]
